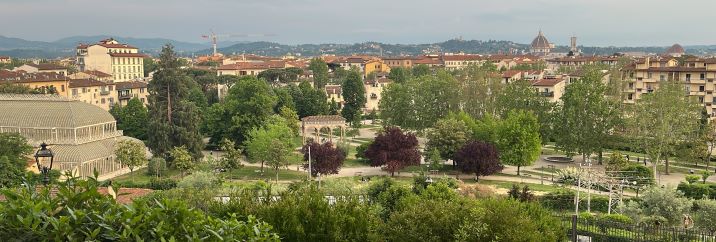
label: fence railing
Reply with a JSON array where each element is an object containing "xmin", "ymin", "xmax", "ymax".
[{"xmin": 559, "ymin": 215, "xmax": 716, "ymax": 242}]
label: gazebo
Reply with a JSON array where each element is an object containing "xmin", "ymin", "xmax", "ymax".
[{"xmin": 301, "ymin": 115, "xmax": 347, "ymax": 144}]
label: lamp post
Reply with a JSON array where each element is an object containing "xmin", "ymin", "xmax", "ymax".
[{"xmin": 34, "ymin": 142, "xmax": 54, "ymax": 186}]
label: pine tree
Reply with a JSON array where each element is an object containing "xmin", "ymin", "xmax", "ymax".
[{"xmin": 146, "ymin": 44, "xmax": 204, "ymax": 161}]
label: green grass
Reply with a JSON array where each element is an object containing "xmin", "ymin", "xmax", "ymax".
[
  {"xmin": 343, "ymin": 158, "xmax": 369, "ymax": 168},
  {"xmin": 534, "ymin": 166, "xmax": 559, "ymax": 174},
  {"xmin": 471, "ymin": 179, "xmax": 564, "ymax": 193},
  {"xmin": 223, "ymin": 168, "xmax": 307, "ymax": 181},
  {"xmin": 541, "ymin": 147, "xmax": 566, "ymax": 156},
  {"xmin": 352, "ymin": 137, "xmax": 373, "ymax": 142}
]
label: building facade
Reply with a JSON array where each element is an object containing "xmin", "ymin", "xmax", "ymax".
[
  {"xmin": 0, "ymin": 94, "xmax": 142, "ymax": 179},
  {"xmin": 69, "ymin": 79, "xmax": 118, "ymax": 111},
  {"xmin": 76, "ymin": 38, "xmax": 146, "ymax": 82}
]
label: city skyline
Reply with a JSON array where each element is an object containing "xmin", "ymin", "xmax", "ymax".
[{"xmin": 1, "ymin": 0, "xmax": 714, "ymax": 47}]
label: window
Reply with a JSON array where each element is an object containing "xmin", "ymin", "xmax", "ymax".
[
  {"xmin": 701, "ymin": 73, "xmax": 706, "ymax": 80},
  {"xmin": 72, "ymin": 89, "xmax": 78, "ymax": 95},
  {"xmin": 648, "ymin": 73, "xmax": 653, "ymax": 79},
  {"xmin": 659, "ymin": 75, "xmax": 665, "ymax": 81},
  {"xmin": 628, "ymin": 93, "xmax": 633, "ymax": 100},
  {"xmin": 628, "ymin": 83, "xmax": 634, "ymax": 89},
  {"xmin": 109, "ymin": 86, "xmax": 113, "ymax": 91},
  {"xmin": 61, "ymin": 85, "xmax": 65, "ymax": 92},
  {"xmin": 140, "ymin": 88, "xmax": 145, "ymax": 93},
  {"xmin": 686, "ymin": 74, "xmax": 691, "ymax": 81},
  {"xmin": 699, "ymin": 96, "xmax": 705, "ymax": 103},
  {"xmin": 101, "ymin": 98, "xmax": 105, "ymax": 104},
  {"xmin": 109, "ymin": 98, "xmax": 114, "ymax": 104},
  {"xmin": 700, "ymin": 86, "xmax": 705, "ymax": 92},
  {"xmin": 82, "ymin": 88, "xmax": 87, "ymax": 93}
]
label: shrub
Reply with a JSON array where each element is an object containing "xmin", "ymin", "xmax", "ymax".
[
  {"xmin": 177, "ymin": 171, "xmax": 222, "ymax": 189},
  {"xmin": 677, "ymin": 182, "xmax": 710, "ymax": 199},
  {"xmin": 686, "ymin": 175, "xmax": 701, "ymax": 184},
  {"xmin": 146, "ymin": 157, "xmax": 167, "ymax": 176},
  {"xmin": 599, "ymin": 214, "xmax": 633, "ymax": 225},
  {"xmin": 355, "ymin": 141, "xmax": 371, "ymax": 159},
  {"xmin": 0, "ymin": 176, "xmax": 279, "ymax": 241}
]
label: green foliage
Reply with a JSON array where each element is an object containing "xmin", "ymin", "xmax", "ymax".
[
  {"xmin": 621, "ymin": 186, "xmax": 692, "ymax": 226},
  {"xmin": 476, "ymin": 198, "xmax": 565, "ymax": 242},
  {"xmin": 495, "ymin": 110, "xmax": 541, "ymax": 174},
  {"xmin": 686, "ymin": 175, "xmax": 701, "ymax": 184},
  {"xmin": 388, "ymin": 66, "xmax": 411, "ymax": 83},
  {"xmin": 621, "ymin": 164, "xmax": 654, "ymax": 189},
  {"xmin": 380, "ymin": 72, "xmax": 460, "ymax": 131},
  {"xmin": 676, "ymin": 182, "xmax": 716, "ymax": 199},
  {"xmin": 629, "ymin": 81, "xmax": 702, "ymax": 176},
  {"xmin": 366, "ymin": 178, "xmax": 412, "ymax": 218},
  {"xmin": 355, "ymin": 141, "xmax": 371, "ymax": 159},
  {"xmin": 146, "ymin": 157, "xmax": 167, "ymax": 177},
  {"xmin": 495, "ymin": 79, "xmax": 554, "ymax": 141},
  {"xmin": 290, "ymin": 81, "xmax": 329, "ymax": 118},
  {"xmin": 702, "ymin": 171, "xmax": 712, "ymax": 183},
  {"xmin": 425, "ymin": 118, "xmax": 472, "ymax": 160},
  {"xmin": 146, "ymin": 44, "xmax": 204, "ymax": 160},
  {"xmin": 411, "ymin": 64, "xmax": 431, "ymax": 77},
  {"xmin": 1, "ymin": 175, "xmax": 278, "ymax": 241},
  {"xmin": 114, "ymin": 140, "xmax": 146, "ymax": 173},
  {"xmin": 109, "ymin": 98, "xmax": 148, "ymax": 140},
  {"xmin": 218, "ymin": 138, "xmax": 243, "ymax": 170},
  {"xmin": 309, "ymin": 58, "xmax": 329, "ymax": 88},
  {"xmin": 204, "ymin": 76, "xmax": 278, "ymax": 146},
  {"xmin": 694, "ymin": 199, "xmax": 716, "ymax": 233},
  {"xmin": 507, "ymin": 184, "xmax": 535, "ymax": 202},
  {"xmin": 244, "ymin": 116, "xmax": 295, "ymax": 177},
  {"xmin": 606, "ymin": 152, "xmax": 629, "ymax": 172},
  {"xmin": 0, "ymin": 133, "xmax": 32, "ymax": 188},
  {"xmin": 143, "ymin": 57, "xmax": 158, "ymax": 77},
  {"xmin": 555, "ymin": 66, "xmax": 620, "ymax": 163},
  {"xmin": 279, "ymin": 106, "xmax": 300, "ymax": 135},
  {"xmin": 425, "ymin": 147, "xmax": 443, "ymax": 170},
  {"xmin": 169, "ymin": 146, "xmax": 194, "ymax": 176},
  {"xmin": 211, "ymin": 185, "xmax": 382, "ymax": 241},
  {"xmin": 599, "ymin": 214, "xmax": 634, "ymax": 225},
  {"xmin": 177, "ymin": 171, "xmax": 222, "ymax": 189},
  {"xmin": 341, "ymin": 71, "xmax": 367, "ymax": 126}
]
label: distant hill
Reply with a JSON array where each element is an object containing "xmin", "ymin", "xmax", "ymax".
[
  {"xmin": 0, "ymin": 35, "xmax": 209, "ymax": 58},
  {"xmin": 1, "ymin": 35, "xmax": 715, "ymax": 58}
]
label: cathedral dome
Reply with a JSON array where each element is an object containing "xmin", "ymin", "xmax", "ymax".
[
  {"xmin": 531, "ymin": 31, "xmax": 551, "ymax": 49},
  {"xmin": 666, "ymin": 44, "xmax": 685, "ymax": 55}
]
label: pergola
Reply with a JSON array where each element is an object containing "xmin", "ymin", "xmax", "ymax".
[{"xmin": 301, "ymin": 115, "xmax": 347, "ymax": 144}]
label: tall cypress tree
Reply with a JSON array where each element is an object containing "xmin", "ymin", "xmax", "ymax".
[
  {"xmin": 146, "ymin": 44, "xmax": 204, "ymax": 160},
  {"xmin": 341, "ymin": 71, "xmax": 366, "ymax": 126}
]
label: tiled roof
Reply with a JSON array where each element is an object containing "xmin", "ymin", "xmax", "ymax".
[
  {"xmin": 115, "ymin": 81, "xmax": 147, "ymax": 90},
  {"xmin": 83, "ymin": 70, "xmax": 112, "ymax": 78},
  {"xmin": 532, "ymin": 78, "xmax": 564, "ymax": 87},
  {"xmin": 325, "ymin": 85, "xmax": 342, "ymax": 95},
  {"xmin": 442, "ymin": 55, "xmax": 486, "ymax": 61},
  {"xmin": 0, "ymin": 70, "xmax": 69, "ymax": 83},
  {"xmin": 502, "ymin": 70, "xmax": 523, "ymax": 78},
  {"xmin": 301, "ymin": 115, "xmax": 346, "ymax": 123},
  {"xmin": 27, "ymin": 63, "xmax": 66, "ymax": 70},
  {"xmin": 0, "ymin": 94, "xmax": 115, "ymax": 128},
  {"xmin": 217, "ymin": 61, "xmax": 285, "ymax": 70},
  {"xmin": 109, "ymin": 53, "xmax": 146, "ymax": 58},
  {"xmin": 69, "ymin": 79, "xmax": 111, "ymax": 88}
]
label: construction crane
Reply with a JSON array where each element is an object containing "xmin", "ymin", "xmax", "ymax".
[{"xmin": 201, "ymin": 30, "xmax": 275, "ymax": 56}]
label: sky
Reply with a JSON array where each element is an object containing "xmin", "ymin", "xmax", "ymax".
[{"xmin": 1, "ymin": 0, "xmax": 714, "ymax": 47}]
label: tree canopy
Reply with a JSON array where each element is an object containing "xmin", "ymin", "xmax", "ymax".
[{"xmin": 364, "ymin": 127, "xmax": 421, "ymax": 176}]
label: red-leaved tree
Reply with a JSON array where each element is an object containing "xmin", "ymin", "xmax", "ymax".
[
  {"xmin": 364, "ymin": 127, "xmax": 421, "ymax": 176},
  {"xmin": 302, "ymin": 141, "xmax": 346, "ymax": 177},
  {"xmin": 454, "ymin": 140, "xmax": 503, "ymax": 181}
]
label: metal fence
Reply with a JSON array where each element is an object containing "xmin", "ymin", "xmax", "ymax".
[{"xmin": 560, "ymin": 215, "xmax": 716, "ymax": 242}]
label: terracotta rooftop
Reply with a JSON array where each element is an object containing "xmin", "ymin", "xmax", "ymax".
[
  {"xmin": 116, "ymin": 81, "xmax": 148, "ymax": 90},
  {"xmin": 442, "ymin": 55, "xmax": 486, "ymax": 61},
  {"xmin": 0, "ymin": 70, "xmax": 69, "ymax": 83},
  {"xmin": 26, "ymin": 63, "xmax": 66, "ymax": 70},
  {"xmin": 217, "ymin": 61, "xmax": 286, "ymax": 70},
  {"xmin": 532, "ymin": 78, "xmax": 564, "ymax": 87},
  {"xmin": 83, "ymin": 70, "xmax": 112, "ymax": 78},
  {"xmin": 69, "ymin": 79, "xmax": 112, "ymax": 88},
  {"xmin": 325, "ymin": 85, "xmax": 342, "ymax": 95}
]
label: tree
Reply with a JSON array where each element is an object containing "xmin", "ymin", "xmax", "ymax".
[
  {"xmin": 169, "ymin": 146, "xmax": 194, "ymax": 177},
  {"xmin": 629, "ymin": 81, "xmax": 701, "ymax": 180},
  {"xmin": 605, "ymin": 152, "xmax": 628, "ymax": 172},
  {"xmin": 204, "ymin": 76, "xmax": 277, "ymax": 146},
  {"xmin": 341, "ymin": 71, "xmax": 366, "ymax": 126},
  {"xmin": 621, "ymin": 186, "xmax": 692, "ymax": 226},
  {"xmin": 363, "ymin": 127, "xmax": 421, "ymax": 176},
  {"xmin": 328, "ymin": 98, "xmax": 340, "ymax": 115},
  {"xmin": 279, "ymin": 106, "xmax": 300, "ymax": 135},
  {"xmin": 496, "ymin": 110, "xmax": 541, "ymax": 175},
  {"xmin": 554, "ymin": 67, "xmax": 620, "ymax": 164},
  {"xmin": 219, "ymin": 139, "xmax": 243, "ymax": 170},
  {"xmin": 309, "ymin": 58, "xmax": 329, "ymax": 88},
  {"xmin": 114, "ymin": 140, "xmax": 146, "ymax": 178},
  {"xmin": 244, "ymin": 116, "xmax": 295, "ymax": 177},
  {"xmin": 425, "ymin": 118, "xmax": 472, "ymax": 166},
  {"xmin": 704, "ymin": 122, "xmax": 716, "ymax": 169},
  {"xmin": 143, "ymin": 57, "xmax": 158, "ymax": 77},
  {"xmin": 496, "ymin": 79, "xmax": 555, "ymax": 141},
  {"xmin": 109, "ymin": 98, "xmax": 148, "ymax": 140},
  {"xmin": 380, "ymin": 72, "xmax": 460, "ymax": 131},
  {"xmin": 290, "ymin": 81, "xmax": 329, "ymax": 118},
  {"xmin": 0, "ymin": 133, "xmax": 32, "ymax": 187},
  {"xmin": 454, "ymin": 140, "xmax": 503, "ymax": 181},
  {"xmin": 425, "ymin": 148, "xmax": 443, "ymax": 170},
  {"xmin": 388, "ymin": 67, "xmax": 411, "ymax": 83},
  {"xmin": 411, "ymin": 64, "xmax": 431, "ymax": 77},
  {"xmin": 694, "ymin": 199, "xmax": 716, "ymax": 234},
  {"xmin": 457, "ymin": 64, "xmax": 504, "ymax": 119},
  {"xmin": 272, "ymin": 87, "xmax": 295, "ymax": 113},
  {"xmin": 146, "ymin": 44, "xmax": 204, "ymax": 160},
  {"xmin": 302, "ymin": 141, "xmax": 346, "ymax": 178}
]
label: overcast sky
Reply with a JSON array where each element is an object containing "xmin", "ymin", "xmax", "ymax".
[{"xmin": 1, "ymin": 0, "xmax": 713, "ymax": 46}]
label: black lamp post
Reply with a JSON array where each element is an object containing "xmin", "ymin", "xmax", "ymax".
[{"xmin": 34, "ymin": 142, "xmax": 54, "ymax": 185}]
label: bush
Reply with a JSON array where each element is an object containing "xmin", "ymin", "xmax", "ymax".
[
  {"xmin": 677, "ymin": 182, "xmax": 711, "ymax": 199},
  {"xmin": 686, "ymin": 175, "xmax": 701, "ymax": 184},
  {"xmin": 599, "ymin": 213, "xmax": 633, "ymax": 225},
  {"xmin": 0, "ymin": 176, "xmax": 279, "ymax": 241},
  {"xmin": 177, "ymin": 171, "xmax": 222, "ymax": 189},
  {"xmin": 355, "ymin": 141, "xmax": 371, "ymax": 159},
  {"xmin": 146, "ymin": 157, "xmax": 167, "ymax": 176},
  {"xmin": 540, "ymin": 190, "xmax": 611, "ymax": 213}
]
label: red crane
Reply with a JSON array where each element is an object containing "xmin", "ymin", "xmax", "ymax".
[{"xmin": 201, "ymin": 30, "xmax": 275, "ymax": 56}]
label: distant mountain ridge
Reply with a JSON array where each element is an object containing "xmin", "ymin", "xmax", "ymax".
[{"xmin": 1, "ymin": 35, "xmax": 716, "ymax": 58}]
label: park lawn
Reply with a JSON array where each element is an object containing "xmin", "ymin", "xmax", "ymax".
[
  {"xmin": 472, "ymin": 179, "xmax": 564, "ymax": 193},
  {"xmin": 540, "ymin": 147, "xmax": 566, "ymax": 156},
  {"xmin": 352, "ymin": 137, "xmax": 373, "ymax": 143},
  {"xmin": 223, "ymin": 167, "xmax": 307, "ymax": 181},
  {"xmin": 534, "ymin": 166, "xmax": 559, "ymax": 174},
  {"xmin": 112, "ymin": 167, "xmax": 181, "ymax": 183},
  {"xmin": 343, "ymin": 158, "xmax": 369, "ymax": 168}
]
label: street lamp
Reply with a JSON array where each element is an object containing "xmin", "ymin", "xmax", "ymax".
[{"xmin": 34, "ymin": 142, "xmax": 54, "ymax": 185}]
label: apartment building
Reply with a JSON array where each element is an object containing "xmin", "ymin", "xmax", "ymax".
[
  {"xmin": 68, "ymin": 79, "xmax": 118, "ymax": 110},
  {"xmin": 532, "ymin": 76, "xmax": 566, "ymax": 102},
  {"xmin": 442, "ymin": 54, "xmax": 487, "ymax": 70},
  {"xmin": 364, "ymin": 77, "xmax": 392, "ymax": 112},
  {"xmin": 116, "ymin": 81, "xmax": 149, "ymax": 107},
  {"xmin": 623, "ymin": 57, "xmax": 716, "ymax": 117},
  {"xmin": 76, "ymin": 38, "xmax": 146, "ymax": 82},
  {"xmin": 0, "ymin": 70, "xmax": 71, "ymax": 96},
  {"xmin": 14, "ymin": 63, "xmax": 68, "ymax": 76}
]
